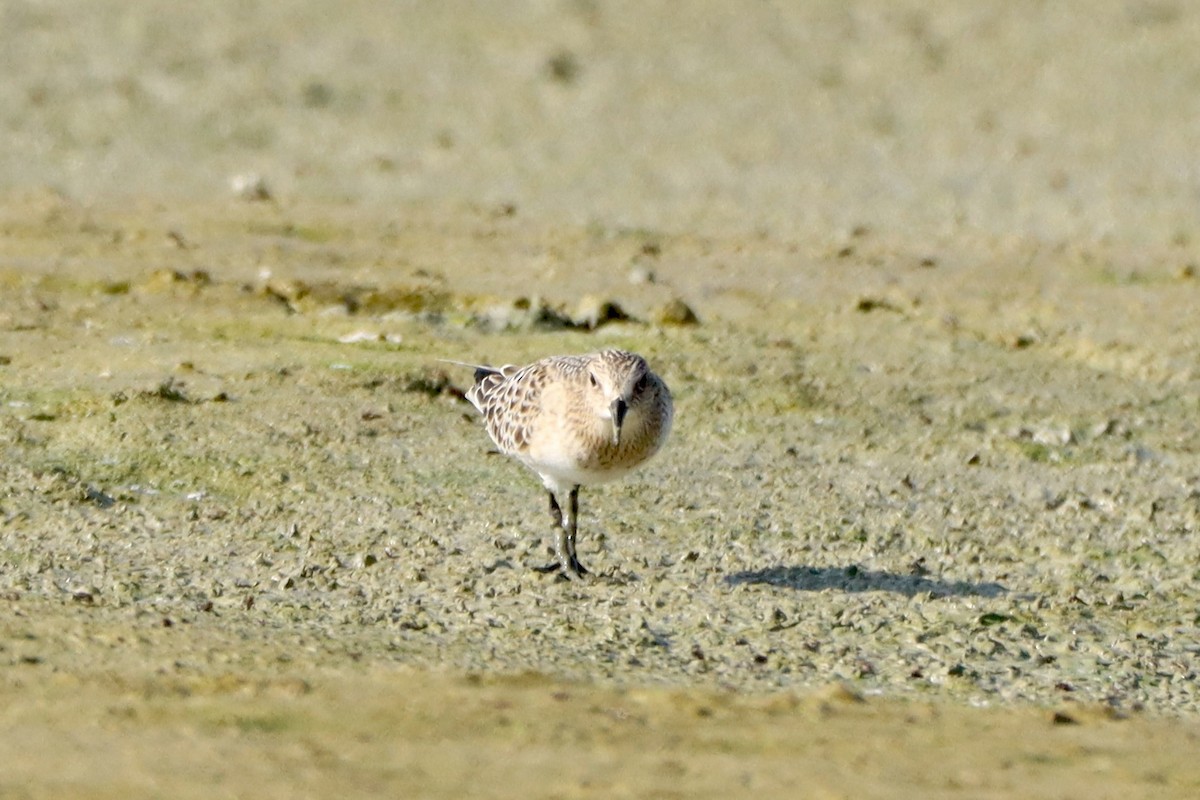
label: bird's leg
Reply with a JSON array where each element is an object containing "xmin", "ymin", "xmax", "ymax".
[
  {"xmin": 564, "ymin": 485, "xmax": 588, "ymax": 577},
  {"xmin": 547, "ymin": 491, "xmax": 564, "ymax": 527},
  {"xmin": 535, "ymin": 488, "xmax": 588, "ymax": 579},
  {"xmin": 534, "ymin": 491, "xmax": 567, "ymax": 574}
]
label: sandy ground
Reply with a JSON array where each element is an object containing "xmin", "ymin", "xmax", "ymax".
[{"xmin": 3, "ymin": 2, "xmax": 1200, "ymax": 797}]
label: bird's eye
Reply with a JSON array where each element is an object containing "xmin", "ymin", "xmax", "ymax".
[
  {"xmin": 589, "ymin": 373, "xmax": 599, "ymax": 388},
  {"xmin": 634, "ymin": 374, "xmax": 647, "ymax": 392}
]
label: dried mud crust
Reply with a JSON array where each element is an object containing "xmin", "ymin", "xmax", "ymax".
[
  {"xmin": 1, "ymin": 195, "xmax": 1199, "ymax": 796},
  {"xmin": 4, "ymin": 2, "xmax": 1200, "ymax": 795},
  {"xmin": 1, "ymin": 197, "xmax": 1198, "ymax": 720}
]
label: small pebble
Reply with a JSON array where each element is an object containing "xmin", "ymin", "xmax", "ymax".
[
  {"xmin": 653, "ymin": 297, "xmax": 700, "ymax": 326},
  {"xmin": 573, "ymin": 296, "xmax": 631, "ymax": 330},
  {"xmin": 231, "ymin": 173, "xmax": 272, "ymax": 201}
]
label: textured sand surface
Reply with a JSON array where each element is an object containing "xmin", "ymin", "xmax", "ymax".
[{"xmin": 2, "ymin": 2, "xmax": 1200, "ymax": 797}]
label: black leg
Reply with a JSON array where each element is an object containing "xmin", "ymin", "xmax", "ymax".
[
  {"xmin": 534, "ymin": 486, "xmax": 588, "ymax": 579},
  {"xmin": 564, "ymin": 485, "xmax": 588, "ymax": 577},
  {"xmin": 533, "ymin": 491, "xmax": 566, "ymax": 573}
]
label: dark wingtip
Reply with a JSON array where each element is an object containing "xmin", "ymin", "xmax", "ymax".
[{"xmin": 473, "ymin": 367, "xmax": 494, "ymax": 384}]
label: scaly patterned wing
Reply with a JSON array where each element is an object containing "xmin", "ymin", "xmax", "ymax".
[{"xmin": 467, "ymin": 361, "xmax": 551, "ymax": 455}]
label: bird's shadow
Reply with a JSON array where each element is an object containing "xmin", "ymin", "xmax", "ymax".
[{"xmin": 725, "ymin": 565, "xmax": 1006, "ymax": 598}]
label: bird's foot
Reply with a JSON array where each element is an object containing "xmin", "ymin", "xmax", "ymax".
[{"xmin": 532, "ymin": 560, "xmax": 589, "ymax": 580}]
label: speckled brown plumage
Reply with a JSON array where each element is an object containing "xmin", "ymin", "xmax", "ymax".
[{"xmin": 460, "ymin": 348, "xmax": 672, "ymax": 579}]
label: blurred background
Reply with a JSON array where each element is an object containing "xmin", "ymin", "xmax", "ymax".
[{"xmin": 2, "ymin": 0, "xmax": 1199, "ymax": 244}]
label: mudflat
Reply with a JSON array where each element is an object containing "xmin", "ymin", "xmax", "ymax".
[{"xmin": 2, "ymin": 3, "xmax": 1199, "ymax": 797}]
